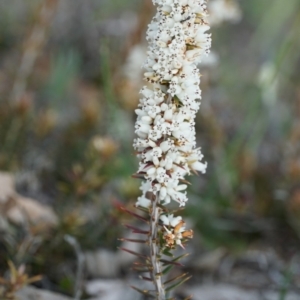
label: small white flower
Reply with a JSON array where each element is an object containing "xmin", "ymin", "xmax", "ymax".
[
  {"xmin": 191, "ymin": 160, "xmax": 207, "ymax": 173},
  {"xmin": 140, "ymin": 180, "xmax": 152, "ymax": 195},
  {"xmin": 159, "ymin": 139, "xmax": 174, "ymax": 152},
  {"xmin": 160, "ymin": 214, "xmax": 182, "ymax": 227},
  {"xmin": 144, "ymin": 146, "xmax": 163, "ymax": 166},
  {"xmin": 136, "ymin": 195, "xmax": 152, "ymax": 208}
]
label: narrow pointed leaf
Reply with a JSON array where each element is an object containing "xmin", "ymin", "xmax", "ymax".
[
  {"xmin": 179, "ymin": 178, "xmax": 192, "ymax": 185},
  {"xmin": 139, "ymin": 275, "xmax": 153, "ymax": 282},
  {"xmin": 132, "ymin": 261, "xmax": 151, "ymax": 272},
  {"xmin": 191, "ymin": 169, "xmax": 198, "ymax": 176},
  {"xmin": 160, "ymin": 259, "xmax": 183, "ymax": 266},
  {"xmin": 123, "ymin": 224, "xmax": 149, "ymax": 234},
  {"xmin": 172, "ymin": 253, "xmax": 189, "ymax": 262},
  {"xmin": 132, "ymin": 267, "xmax": 149, "ymax": 272},
  {"xmin": 132, "ymin": 173, "xmax": 146, "ymax": 179},
  {"xmin": 133, "ymin": 261, "xmax": 149, "ymax": 267},
  {"xmin": 136, "ymin": 205, "xmax": 150, "ymax": 213},
  {"xmin": 162, "ymin": 248, "xmax": 174, "ymax": 257},
  {"xmin": 173, "ymin": 162, "xmax": 187, "ymax": 170},
  {"xmin": 131, "ymin": 286, "xmax": 155, "ymax": 298},
  {"xmin": 162, "ymin": 264, "xmax": 174, "ymax": 275},
  {"xmin": 120, "ymin": 207, "xmax": 149, "ymax": 223},
  {"xmin": 164, "ymin": 272, "xmax": 189, "ymax": 285},
  {"xmin": 165, "ymin": 275, "xmax": 192, "ymax": 292},
  {"xmin": 118, "ymin": 247, "xmax": 148, "ymax": 259},
  {"xmin": 118, "ymin": 238, "xmax": 147, "ymax": 244}
]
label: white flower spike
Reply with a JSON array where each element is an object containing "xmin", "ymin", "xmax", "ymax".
[
  {"xmin": 134, "ymin": 0, "xmax": 210, "ymax": 208},
  {"xmin": 130, "ymin": 0, "xmax": 211, "ymax": 298}
]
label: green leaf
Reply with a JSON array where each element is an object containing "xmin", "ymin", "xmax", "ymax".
[
  {"xmin": 160, "ymin": 259, "xmax": 183, "ymax": 266},
  {"xmin": 162, "ymin": 264, "xmax": 174, "ymax": 275},
  {"xmin": 164, "ymin": 272, "xmax": 189, "ymax": 285},
  {"xmin": 165, "ymin": 275, "xmax": 192, "ymax": 292},
  {"xmin": 162, "ymin": 248, "xmax": 174, "ymax": 257},
  {"xmin": 172, "ymin": 253, "xmax": 189, "ymax": 262}
]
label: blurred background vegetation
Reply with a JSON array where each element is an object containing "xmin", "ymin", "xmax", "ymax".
[{"xmin": 0, "ymin": 0, "xmax": 300, "ymax": 299}]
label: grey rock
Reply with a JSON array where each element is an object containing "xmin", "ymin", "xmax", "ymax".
[
  {"xmin": 86, "ymin": 279, "xmax": 145, "ymax": 300},
  {"xmin": 263, "ymin": 291, "xmax": 299, "ymax": 300},
  {"xmin": 183, "ymin": 284, "xmax": 299, "ymax": 300},
  {"xmin": 7, "ymin": 195, "xmax": 58, "ymax": 228},
  {"xmin": 85, "ymin": 230, "xmax": 144, "ymax": 278},
  {"xmin": 187, "ymin": 284, "xmax": 256, "ymax": 300},
  {"xmin": 0, "ymin": 172, "xmax": 15, "ymax": 203},
  {"xmin": 85, "ymin": 249, "xmax": 119, "ymax": 278},
  {"xmin": 16, "ymin": 286, "xmax": 71, "ymax": 300}
]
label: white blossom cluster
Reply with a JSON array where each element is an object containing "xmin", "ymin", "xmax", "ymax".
[
  {"xmin": 160, "ymin": 214, "xmax": 190, "ymax": 248},
  {"xmin": 134, "ymin": 0, "xmax": 211, "ymax": 212}
]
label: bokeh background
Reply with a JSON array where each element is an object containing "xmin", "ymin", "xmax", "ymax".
[{"xmin": 0, "ymin": 0, "xmax": 300, "ymax": 299}]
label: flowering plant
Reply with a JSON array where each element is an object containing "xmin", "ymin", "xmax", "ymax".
[{"xmin": 122, "ymin": 0, "xmax": 211, "ymax": 298}]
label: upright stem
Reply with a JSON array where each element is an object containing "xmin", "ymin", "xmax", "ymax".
[{"xmin": 149, "ymin": 193, "xmax": 165, "ymax": 300}]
